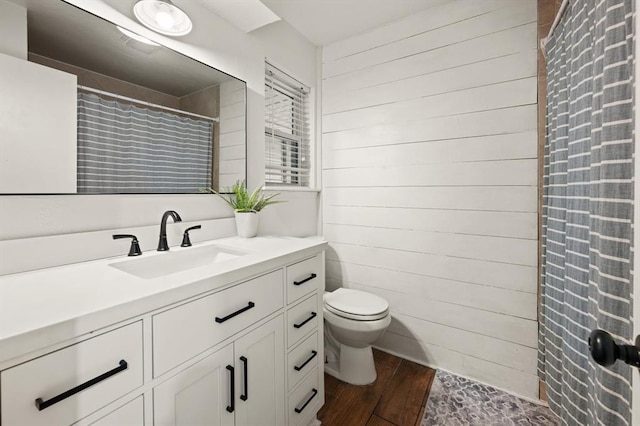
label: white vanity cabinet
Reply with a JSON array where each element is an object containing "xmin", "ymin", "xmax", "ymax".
[
  {"xmin": 1, "ymin": 321, "xmax": 144, "ymax": 426},
  {"xmin": 285, "ymin": 254, "xmax": 324, "ymax": 426},
  {"xmin": 154, "ymin": 316, "xmax": 285, "ymax": 426},
  {"xmin": 88, "ymin": 396, "xmax": 145, "ymax": 426},
  {"xmin": 0, "ymin": 239, "xmax": 326, "ymax": 426},
  {"xmin": 154, "ymin": 344, "xmax": 235, "ymax": 426},
  {"xmin": 152, "ymin": 270, "xmax": 284, "ymax": 377},
  {"xmin": 234, "ymin": 315, "xmax": 285, "ymax": 426}
]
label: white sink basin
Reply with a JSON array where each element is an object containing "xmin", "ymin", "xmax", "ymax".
[{"xmin": 109, "ymin": 245, "xmax": 247, "ymax": 279}]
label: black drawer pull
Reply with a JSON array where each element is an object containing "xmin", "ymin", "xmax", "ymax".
[
  {"xmin": 294, "ymin": 350, "xmax": 318, "ymax": 371},
  {"xmin": 240, "ymin": 356, "xmax": 248, "ymax": 401},
  {"xmin": 294, "ymin": 312, "xmax": 317, "ymax": 329},
  {"xmin": 294, "ymin": 388, "xmax": 318, "ymax": 414},
  {"xmin": 293, "ymin": 273, "xmax": 317, "ymax": 286},
  {"xmin": 35, "ymin": 360, "xmax": 128, "ymax": 411},
  {"xmin": 216, "ymin": 302, "xmax": 255, "ymax": 323},
  {"xmin": 226, "ymin": 365, "xmax": 235, "ymax": 413}
]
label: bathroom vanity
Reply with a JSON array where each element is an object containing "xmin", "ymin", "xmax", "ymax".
[{"xmin": 0, "ymin": 237, "xmax": 326, "ymax": 426}]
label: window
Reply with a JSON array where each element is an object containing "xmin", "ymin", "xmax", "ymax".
[{"xmin": 264, "ymin": 62, "xmax": 311, "ymax": 187}]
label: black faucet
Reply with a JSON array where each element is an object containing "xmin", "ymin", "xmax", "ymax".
[{"xmin": 158, "ymin": 210, "xmax": 182, "ymax": 251}]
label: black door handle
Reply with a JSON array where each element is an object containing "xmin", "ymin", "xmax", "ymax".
[
  {"xmin": 294, "ymin": 312, "xmax": 317, "ymax": 329},
  {"xmin": 226, "ymin": 365, "xmax": 235, "ymax": 413},
  {"xmin": 35, "ymin": 360, "xmax": 128, "ymax": 410},
  {"xmin": 240, "ymin": 356, "xmax": 248, "ymax": 401},
  {"xmin": 215, "ymin": 302, "xmax": 255, "ymax": 323},
  {"xmin": 588, "ymin": 329, "xmax": 640, "ymax": 368}
]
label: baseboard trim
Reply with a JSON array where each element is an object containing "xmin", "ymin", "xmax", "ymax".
[{"xmin": 371, "ymin": 344, "xmax": 549, "ymax": 407}]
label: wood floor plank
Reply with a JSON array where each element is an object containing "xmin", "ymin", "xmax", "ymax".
[
  {"xmin": 366, "ymin": 415, "xmax": 396, "ymax": 426},
  {"xmin": 317, "ymin": 393, "xmax": 336, "ymax": 421},
  {"xmin": 374, "ymin": 360, "xmax": 436, "ymax": 426},
  {"xmin": 318, "ymin": 351, "xmax": 402, "ymax": 426},
  {"xmin": 324, "ymin": 373, "xmax": 345, "ymax": 397},
  {"xmin": 414, "ymin": 369, "xmax": 436, "ymax": 426},
  {"xmin": 373, "ymin": 347, "xmax": 401, "ymax": 370}
]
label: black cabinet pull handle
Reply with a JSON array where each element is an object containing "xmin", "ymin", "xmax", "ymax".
[
  {"xmin": 293, "ymin": 273, "xmax": 317, "ymax": 286},
  {"xmin": 35, "ymin": 360, "xmax": 128, "ymax": 411},
  {"xmin": 294, "ymin": 388, "xmax": 318, "ymax": 414},
  {"xmin": 294, "ymin": 350, "xmax": 318, "ymax": 371},
  {"xmin": 294, "ymin": 312, "xmax": 317, "ymax": 329},
  {"xmin": 226, "ymin": 365, "xmax": 235, "ymax": 413},
  {"xmin": 215, "ymin": 302, "xmax": 255, "ymax": 323},
  {"xmin": 240, "ymin": 356, "xmax": 248, "ymax": 401}
]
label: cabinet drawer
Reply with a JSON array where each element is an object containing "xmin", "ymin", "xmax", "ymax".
[
  {"xmin": 287, "ymin": 332, "xmax": 318, "ymax": 390},
  {"xmin": 286, "ymin": 255, "xmax": 321, "ymax": 304},
  {"xmin": 287, "ymin": 295, "xmax": 318, "ymax": 348},
  {"xmin": 88, "ymin": 395, "xmax": 144, "ymax": 426},
  {"xmin": 1, "ymin": 322, "xmax": 143, "ymax": 426},
  {"xmin": 288, "ymin": 368, "xmax": 320, "ymax": 426},
  {"xmin": 153, "ymin": 269, "xmax": 284, "ymax": 376}
]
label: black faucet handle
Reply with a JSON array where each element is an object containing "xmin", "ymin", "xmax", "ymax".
[
  {"xmin": 113, "ymin": 234, "xmax": 142, "ymax": 256},
  {"xmin": 181, "ymin": 225, "xmax": 202, "ymax": 247}
]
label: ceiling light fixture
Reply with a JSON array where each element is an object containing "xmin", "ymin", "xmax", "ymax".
[
  {"xmin": 133, "ymin": 0, "xmax": 192, "ymax": 37},
  {"xmin": 117, "ymin": 26, "xmax": 160, "ymax": 46}
]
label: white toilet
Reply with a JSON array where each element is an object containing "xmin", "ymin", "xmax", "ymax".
[{"xmin": 323, "ymin": 288, "xmax": 391, "ymax": 385}]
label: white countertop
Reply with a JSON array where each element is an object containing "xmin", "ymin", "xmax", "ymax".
[{"xmin": 0, "ymin": 236, "xmax": 326, "ymax": 366}]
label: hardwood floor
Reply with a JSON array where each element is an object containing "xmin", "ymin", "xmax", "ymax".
[{"xmin": 318, "ymin": 349, "xmax": 436, "ymax": 426}]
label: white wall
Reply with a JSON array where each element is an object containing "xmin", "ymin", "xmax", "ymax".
[
  {"xmin": 0, "ymin": 53, "xmax": 77, "ymax": 193},
  {"xmin": 0, "ymin": 0, "xmax": 319, "ymax": 273},
  {"xmin": 0, "ymin": 0, "xmax": 26, "ymax": 60},
  {"xmin": 322, "ymin": 0, "xmax": 539, "ymax": 399}
]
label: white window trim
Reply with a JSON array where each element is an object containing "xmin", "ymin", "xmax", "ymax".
[{"xmin": 264, "ymin": 58, "xmax": 318, "ymax": 190}]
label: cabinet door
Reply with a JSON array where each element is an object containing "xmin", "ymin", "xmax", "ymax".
[
  {"xmin": 234, "ymin": 316, "xmax": 285, "ymax": 426},
  {"xmin": 154, "ymin": 344, "xmax": 234, "ymax": 426}
]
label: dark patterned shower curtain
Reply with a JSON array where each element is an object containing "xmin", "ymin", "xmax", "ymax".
[{"xmin": 538, "ymin": 0, "xmax": 635, "ymax": 425}]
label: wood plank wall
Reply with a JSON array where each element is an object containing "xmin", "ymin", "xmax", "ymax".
[
  {"xmin": 321, "ymin": 0, "xmax": 540, "ymax": 399},
  {"xmin": 219, "ymin": 79, "xmax": 247, "ymax": 188}
]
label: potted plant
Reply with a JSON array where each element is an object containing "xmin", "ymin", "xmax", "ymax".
[{"xmin": 202, "ymin": 180, "xmax": 282, "ymax": 238}]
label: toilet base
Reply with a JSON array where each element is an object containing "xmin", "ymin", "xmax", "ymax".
[{"xmin": 324, "ymin": 344, "xmax": 377, "ymax": 385}]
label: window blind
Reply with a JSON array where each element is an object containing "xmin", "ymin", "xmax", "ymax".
[{"xmin": 264, "ymin": 62, "xmax": 310, "ymax": 186}]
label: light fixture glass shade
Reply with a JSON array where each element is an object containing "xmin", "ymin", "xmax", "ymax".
[
  {"xmin": 117, "ymin": 26, "xmax": 160, "ymax": 46},
  {"xmin": 133, "ymin": 0, "xmax": 192, "ymax": 36}
]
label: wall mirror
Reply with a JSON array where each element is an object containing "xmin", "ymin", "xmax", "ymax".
[{"xmin": 0, "ymin": 0, "xmax": 246, "ymax": 194}]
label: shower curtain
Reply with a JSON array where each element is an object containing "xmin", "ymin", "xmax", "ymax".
[
  {"xmin": 538, "ymin": 0, "xmax": 635, "ymax": 424},
  {"xmin": 77, "ymin": 92, "xmax": 213, "ymax": 193}
]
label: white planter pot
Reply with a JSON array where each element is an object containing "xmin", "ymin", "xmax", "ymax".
[{"xmin": 234, "ymin": 211, "xmax": 259, "ymax": 238}]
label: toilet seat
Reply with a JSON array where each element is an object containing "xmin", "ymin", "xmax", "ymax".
[{"xmin": 324, "ymin": 288, "xmax": 389, "ymax": 321}]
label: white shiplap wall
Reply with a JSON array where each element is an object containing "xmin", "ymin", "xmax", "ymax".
[
  {"xmin": 321, "ymin": 0, "xmax": 539, "ymax": 399},
  {"xmin": 218, "ymin": 79, "xmax": 247, "ymax": 188}
]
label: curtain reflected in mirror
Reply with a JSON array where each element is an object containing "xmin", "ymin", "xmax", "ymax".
[{"xmin": 77, "ymin": 92, "xmax": 214, "ymax": 193}]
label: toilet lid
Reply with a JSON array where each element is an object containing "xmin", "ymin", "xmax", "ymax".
[{"xmin": 324, "ymin": 288, "xmax": 389, "ymax": 320}]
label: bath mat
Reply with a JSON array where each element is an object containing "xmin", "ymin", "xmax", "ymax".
[{"xmin": 421, "ymin": 371, "xmax": 559, "ymax": 426}]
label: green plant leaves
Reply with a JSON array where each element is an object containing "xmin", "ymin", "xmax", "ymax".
[{"xmin": 200, "ymin": 180, "xmax": 284, "ymax": 212}]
